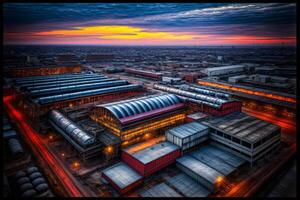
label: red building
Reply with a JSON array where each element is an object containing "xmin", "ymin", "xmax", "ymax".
[{"xmin": 121, "ymin": 141, "xmax": 181, "ymax": 177}]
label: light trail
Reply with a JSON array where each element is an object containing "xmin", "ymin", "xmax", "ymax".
[
  {"xmin": 242, "ymin": 107, "xmax": 296, "ymax": 135},
  {"xmin": 4, "ymin": 95, "xmax": 83, "ymax": 197},
  {"xmin": 198, "ymin": 80, "xmax": 296, "ymax": 103}
]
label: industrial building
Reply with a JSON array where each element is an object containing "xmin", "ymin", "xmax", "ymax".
[
  {"xmin": 11, "ymin": 72, "xmax": 143, "ymax": 131},
  {"xmin": 164, "ymin": 173, "xmax": 210, "ymax": 197},
  {"xmin": 48, "ymin": 110, "xmax": 120, "ymax": 161},
  {"xmin": 121, "ymin": 141, "xmax": 181, "ymax": 177},
  {"xmin": 8, "ymin": 65, "xmax": 82, "ymax": 77},
  {"xmin": 139, "ymin": 182, "xmax": 182, "ymax": 197},
  {"xmin": 154, "ymin": 84, "xmax": 242, "ymax": 116},
  {"xmin": 102, "ymin": 162, "xmax": 143, "ymax": 194},
  {"xmin": 202, "ymin": 112, "xmax": 281, "ymax": 166},
  {"xmin": 125, "ymin": 68, "xmax": 163, "ymax": 80},
  {"xmin": 197, "ymin": 78, "xmax": 296, "ymax": 122},
  {"xmin": 201, "ymin": 64, "xmax": 254, "ymax": 77},
  {"xmin": 176, "ymin": 155, "xmax": 224, "ymax": 192},
  {"xmin": 176, "ymin": 144, "xmax": 246, "ymax": 193},
  {"xmin": 165, "ymin": 122, "xmax": 209, "ymax": 151},
  {"xmin": 90, "ymin": 94, "xmax": 186, "ymax": 145}
]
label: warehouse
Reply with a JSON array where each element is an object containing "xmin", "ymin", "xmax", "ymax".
[
  {"xmin": 165, "ymin": 122, "xmax": 209, "ymax": 152},
  {"xmin": 48, "ymin": 110, "xmax": 120, "ymax": 161},
  {"xmin": 202, "ymin": 112, "xmax": 281, "ymax": 167},
  {"xmin": 8, "ymin": 65, "xmax": 82, "ymax": 77},
  {"xmin": 122, "ymin": 141, "xmax": 181, "ymax": 177},
  {"xmin": 165, "ymin": 173, "xmax": 210, "ymax": 197},
  {"xmin": 11, "ymin": 72, "xmax": 144, "ymax": 131},
  {"xmin": 201, "ymin": 64, "xmax": 250, "ymax": 77},
  {"xmin": 90, "ymin": 94, "xmax": 186, "ymax": 145},
  {"xmin": 102, "ymin": 162, "xmax": 143, "ymax": 195},
  {"xmin": 125, "ymin": 68, "xmax": 163, "ymax": 80},
  {"xmin": 139, "ymin": 182, "xmax": 182, "ymax": 197},
  {"xmin": 154, "ymin": 84, "xmax": 242, "ymax": 116},
  {"xmin": 195, "ymin": 145, "xmax": 245, "ymax": 168},
  {"xmin": 190, "ymin": 149, "xmax": 236, "ymax": 176},
  {"xmin": 176, "ymin": 155, "xmax": 224, "ymax": 192}
]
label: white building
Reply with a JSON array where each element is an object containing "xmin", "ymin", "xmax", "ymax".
[{"xmin": 201, "ymin": 64, "xmax": 247, "ymax": 76}]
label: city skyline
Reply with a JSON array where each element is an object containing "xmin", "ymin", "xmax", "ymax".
[{"xmin": 3, "ymin": 3, "xmax": 297, "ymax": 46}]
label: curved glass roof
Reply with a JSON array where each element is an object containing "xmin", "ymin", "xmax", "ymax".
[{"xmin": 105, "ymin": 94, "xmax": 181, "ymax": 119}]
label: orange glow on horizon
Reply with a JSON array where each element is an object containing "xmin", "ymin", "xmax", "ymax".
[{"xmin": 4, "ymin": 25, "xmax": 296, "ymax": 45}]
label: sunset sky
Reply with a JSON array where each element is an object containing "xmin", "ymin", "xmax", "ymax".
[{"xmin": 3, "ymin": 3, "xmax": 296, "ymax": 46}]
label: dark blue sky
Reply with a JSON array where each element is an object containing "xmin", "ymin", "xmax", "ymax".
[{"xmin": 3, "ymin": 3, "xmax": 296, "ymax": 45}]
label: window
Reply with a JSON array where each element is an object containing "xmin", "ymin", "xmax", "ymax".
[
  {"xmin": 224, "ymin": 133, "xmax": 231, "ymax": 140},
  {"xmin": 253, "ymin": 141, "xmax": 261, "ymax": 148},
  {"xmin": 241, "ymin": 141, "xmax": 251, "ymax": 148},
  {"xmin": 232, "ymin": 137, "xmax": 240, "ymax": 144},
  {"xmin": 217, "ymin": 131, "xmax": 223, "ymax": 137}
]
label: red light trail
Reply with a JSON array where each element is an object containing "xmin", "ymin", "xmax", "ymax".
[{"xmin": 4, "ymin": 95, "xmax": 83, "ymax": 197}]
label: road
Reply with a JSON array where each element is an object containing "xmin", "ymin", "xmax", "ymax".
[
  {"xmin": 4, "ymin": 95, "xmax": 86, "ymax": 197},
  {"xmin": 223, "ymin": 143, "xmax": 296, "ymax": 197}
]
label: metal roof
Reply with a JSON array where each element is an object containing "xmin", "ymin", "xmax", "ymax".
[
  {"xmin": 165, "ymin": 173, "xmax": 210, "ymax": 197},
  {"xmin": 128, "ymin": 141, "xmax": 180, "ymax": 165},
  {"xmin": 15, "ymin": 74, "xmax": 105, "ymax": 84},
  {"xmin": 36, "ymin": 84, "xmax": 142, "ymax": 104},
  {"xmin": 203, "ymin": 65, "xmax": 246, "ymax": 72},
  {"xmin": 14, "ymin": 72, "xmax": 90, "ymax": 81},
  {"xmin": 25, "ymin": 78, "xmax": 117, "ymax": 91},
  {"xmin": 140, "ymin": 182, "xmax": 182, "ymax": 197},
  {"xmin": 176, "ymin": 155, "xmax": 224, "ymax": 185},
  {"xmin": 30, "ymin": 80, "xmax": 128, "ymax": 97},
  {"xmin": 49, "ymin": 110, "xmax": 94, "ymax": 147},
  {"xmin": 153, "ymin": 84, "xmax": 228, "ymax": 108},
  {"xmin": 102, "ymin": 162, "xmax": 142, "ymax": 190},
  {"xmin": 3, "ymin": 123, "xmax": 12, "ymax": 132},
  {"xmin": 21, "ymin": 76, "xmax": 110, "ymax": 88},
  {"xmin": 190, "ymin": 150, "xmax": 236, "ymax": 176},
  {"xmin": 196, "ymin": 145, "xmax": 245, "ymax": 168},
  {"xmin": 3, "ymin": 130, "xmax": 18, "ymax": 139},
  {"xmin": 104, "ymin": 94, "xmax": 182, "ymax": 120},
  {"xmin": 202, "ymin": 112, "xmax": 280, "ymax": 144},
  {"xmin": 167, "ymin": 122, "xmax": 209, "ymax": 139},
  {"xmin": 199, "ymin": 145, "xmax": 245, "ymax": 168}
]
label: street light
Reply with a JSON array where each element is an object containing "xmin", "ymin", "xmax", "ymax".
[{"xmin": 106, "ymin": 146, "xmax": 113, "ymax": 154}]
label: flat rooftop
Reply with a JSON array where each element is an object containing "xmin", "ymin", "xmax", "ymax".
[
  {"xmin": 177, "ymin": 155, "xmax": 223, "ymax": 185},
  {"xmin": 190, "ymin": 149, "xmax": 236, "ymax": 176},
  {"xmin": 167, "ymin": 122, "xmax": 209, "ymax": 139},
  {"xmin": 187, "ymin": 112, "xmax": 208, "ymax": 120},
  {"xmin": 140, "ymin": 182, "xmax": 182, "ymax": 197},
  {"xmin": 102, "ymin": 162, "xmax": 142, "ymax": 190},
  {"xmin": 197, "ymin": 145, "xmax": 245, "ymax": 168},
  {"xmin": 204, "ymin": 64, "xmax": 246, "ymax": 72},
  {"xmin": 165, "ymin": 173, "xmax": 210, "ymax": 197},
  {"xmin": 125, "ymin": 141, "xmax": 180, "ymax": 165},
  {"xmin": 201, "ymin": 112, "xmax": 280, "ymax": 144}
]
